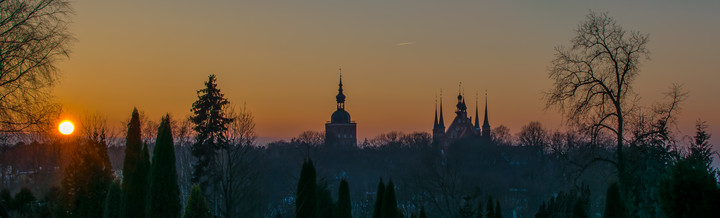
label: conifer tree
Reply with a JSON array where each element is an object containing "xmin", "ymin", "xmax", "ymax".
[
  {"xmin": 121, "ymin": 108, "xmax": 147, "ymax": 218},
  {"xmin": 495, "ymin": 200, "xmax": 502, "ymax": 218},
  {"xmin": 103, "ymin": 181, "xmax": 122, "ymax": 218},
  {"xmin": 296, "ymin": 159, "xmax": 317, "ymax": 218},
  {"xmin": 184, "ymin": 185, "xmax": 212, "ymax": 218},
  {"xmin": 372, "ymin": 178, "xmax": 385, "ymax": 218},
  {"xmin": 336, "ymin": 178, "xmax": 352, "ymax": 218},
  {"xmin": 419, "ymin": 206, "xmax": 427, "ymax": 218},
  {"xmin": 603, "ymin": 182, "xmax": 624, "ymax": 218},
  {"xmin": 381, "ymin": 180, "xmax": 398, "ymax": 218},
  {"xmin": 486, "ymin": 196, "xmax": 494, "ymax": 218},
  {"xmin": 146, "ymin": 115, "xmax": 181, "ymax": 218},
  {"xmin": 190, "ymin": 74, "xmax": 232, "ymax": 193}
]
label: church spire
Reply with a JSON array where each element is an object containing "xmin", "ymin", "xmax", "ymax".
[
  {"xmin": 439, "ymin": 89, "xmax": 445, "ymax": 129},
  {"xmin": 433, "ymin": 94, "xmax": 439, "ymax": 129},
  {"xmin": 335, "ymin": 70, "xmax": 346, "ymax": 110},
  {"xmin": 474, "ymin": 92, "xmax": 480, "ymax": 129},
  {"xmin": 482, "ymin": 90, "xmax": 491, "ymax": 137}
]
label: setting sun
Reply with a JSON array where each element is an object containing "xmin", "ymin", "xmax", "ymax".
[{"xmin": 59, "ymin": 121, "xmax": 74, "ymax": 135}]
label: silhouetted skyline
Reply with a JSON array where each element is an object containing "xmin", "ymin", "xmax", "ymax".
[{"xmin": 55, "ymin": 1, "xmax": 719, "ymax": 146}]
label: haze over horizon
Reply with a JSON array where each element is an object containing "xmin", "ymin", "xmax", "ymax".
[{"xmin": 54, "ymin": 0, "xmax": 719, "ymax": 146}]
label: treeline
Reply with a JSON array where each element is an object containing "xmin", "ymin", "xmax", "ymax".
[{"xmin": 0, "ymin": 73, "xmax": 717, "ymax": 218}]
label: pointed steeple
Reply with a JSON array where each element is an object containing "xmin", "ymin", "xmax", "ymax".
[
  {"xmin": 336, "ymin": 72, "xmax": 345, "ymax": 110},
  {"xmin": 439, "ymin": 89, "xmax": 445, "ymax": 129},
  {"xmin": 433, "ymin": 94, "xmax": 439, "ymax": 129},
  {"xmin": 482, "ymin": 91, "xmax": 491, "ymax": 137},
  {"xmin": 474, "ymin": 92, "xmax": 480, "ymax": 129}
]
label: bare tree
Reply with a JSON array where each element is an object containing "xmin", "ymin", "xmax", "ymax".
[
  {"xmin": 0, "ymin": 0, "xmax": 73, "ymax": 134},
  {"xmin": 216, "ymin": 103, "xmax": 259, "ymax": 217},
  {"xmin": 491, "ymin": 125, "xmax": 513, "ymax": 146},
  {"xmin": 546, "ymin": 11, "xmax": 650, "ymax": 176},
  {"xmin": 517, "ymin": 121, "xmax": 549, "ymax": 147}
]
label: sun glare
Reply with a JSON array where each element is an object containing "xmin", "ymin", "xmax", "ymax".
[{"xmin": 59, "ymin": 121, "xmax": 74, "ymax": 135}]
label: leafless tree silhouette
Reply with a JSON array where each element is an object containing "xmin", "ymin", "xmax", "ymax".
[
  {"xmin": 0, "ymin": 0, "xmax": 73, "ymax": 134},
  {"xmin": 546, "ymin": 11, "xmax": 650, "ymax": 177}
]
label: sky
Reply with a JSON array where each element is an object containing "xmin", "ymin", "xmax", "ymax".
[{"xmin": 55, "ymin": 0, "xmax": 720, "ymax": 146}]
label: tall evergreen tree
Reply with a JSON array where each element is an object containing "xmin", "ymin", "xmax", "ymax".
[
  {"xmin": 485, "ymin": 196, "xmax": 494, "ymax": 218},
  {"xmin": 336, "ymin": 178, "xmax": 352, "ymax": 218},
  {"xmin": 103, "ymin": 181, "xmax": 122, "ymax": 218},
  {"xmin": 372, "ymin": 178, "xmax": 385, "ymax": 218},
  {"xmin": 184, "ymin": 185, "xmax": 212, "ymax": 218},
  {"xmin": 146, "ymin": 115, "xmax": 181, "ymax": 218},
  {"xmin": 495, "ymin": 200, "xmax": 502, "ymax": 218},
  {"xmin": 121, "ymin": 108, "xmax": 147, "ymax": 218},
  {"xmin": 190, "ymin": 74, "xmax": 233, "ymax": 193},
  {"xmin": 419, "ymin": 206, "xmax": 427, "ymax": 218},
  {"xmin": 603, "ymin": 182, "xmax": 625, "ymax": 218},
  {"xmin": 381, "ymin": 180, "xmax": 398, "ymax": 218},
  {"xmin": 296, "ymin": 159, "xmax": 317, "ymax": 218}
]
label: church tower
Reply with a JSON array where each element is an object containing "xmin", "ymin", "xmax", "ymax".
[{"xmin": 325, "ymin": 74, "xmax": 357, "ymax": 146}]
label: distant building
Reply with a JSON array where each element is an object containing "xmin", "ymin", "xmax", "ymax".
[
  {"xmin": 325, "ymin": 75, "xmax": 357, "ymax": 146},
  {"xmin": 433, "ymin": 88, "xmax": 491, "ymax": 146}
]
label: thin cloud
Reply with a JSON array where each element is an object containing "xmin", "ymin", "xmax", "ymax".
[{"xmin": 396, "ymin": 42, "xmax": 416, "ymax": 46}]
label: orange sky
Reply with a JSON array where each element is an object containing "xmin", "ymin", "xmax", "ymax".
[{"xmin": 55, "ymin": 1, "xmax": 719, "ymax": 146}]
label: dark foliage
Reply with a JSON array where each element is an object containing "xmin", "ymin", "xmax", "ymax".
[
  {"xmin": 103, "ymin": 181, "xmax": 122, "ymax": 218},
  {"xmin": 121, "ymin": 108, "xmax": 148, "ymax": 218},
  {"xmin": 296, "ymin": 159, "xmax": 317, "ymax": 218},
  {"xmin": 60, "ymin": 134, "xmax": 113, "ymax": 218},
  {"xmin": 658, "ymin": 121, "xmax": 718, "ymax": 218},
  {"xmin": 184, "ymin": 185, "xmax": 212, "ymax": 218},
  {"xmin": 336, "ymin": 178, "xmax": 352, "ymax": 218},
  {"xmin": 535, "ymin": 186, "xmax": 589, "ymax": 218},
  {"xmin": 146, "ymin": 115, "xmax": 181, "ymax": 218},
  {"xmin": 372, "ymin": 178, "xmax": 385, "ymax": 218},
  {"xmin": 603, "ymin": 182, "xmax": 624, "ymax": 218},
  {"xmin": 381, "ymin": 180, "xmax": 398, "ymax": 218},
  {"xmin": 190, "ymin": 74, "xmax": 233, "ymax": 192}
]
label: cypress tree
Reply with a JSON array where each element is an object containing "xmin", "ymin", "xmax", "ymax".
[
  {"xmin": 103, "ymin": 181, "xmax": 122, "ymax": 218},
  {"xmin": 419, "ymin": 206, "xmax": 427, "ymax": 218},
  {"xmin": 372, "ymin": 178, "xmax": 385, "ymax": 218},
  {"xmin": 121, "ymin": 108, "xmax": 147, "ymax": 218},
  {"xmin": 381, "ymin": 179, "xmax": 398, "ymax": 218},
  {"xmin": 603, "ymin": 182, "xmax": 624, "ymax": 218},
  {"xmin": 495, "ymin": 200, "xmax": 502, "ymax": 218},
  {"xmin": 190, "ymin": 74, "xmax": 232, "ymax": 192},
  {"xmin": 336, "ymin": 178, "xmax": 352, "ymax": 218},
  {"xmin": 296, "ymin": 159, "xmax": 317, "ymax": 218},
  {"xmin": 184, "ymin": 185, "xmax": 212, "ymax": 218},
  {"xmin": 146, "ymin": 115, "xmax": 181, "ymax": 218},
  {"xmin": 486, "ymin": 196, "xmax": 494, "ymax": 218}
]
